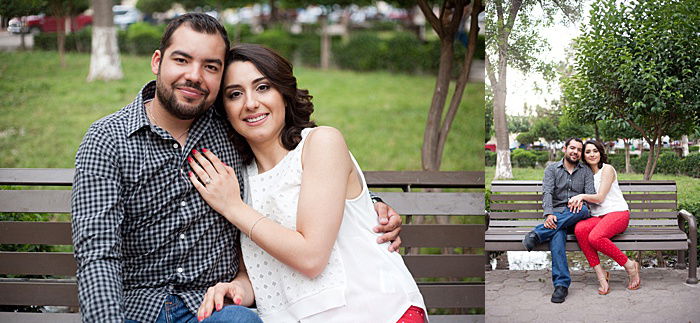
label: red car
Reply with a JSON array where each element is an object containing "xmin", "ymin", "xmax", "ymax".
[
  {"xmin": 485, "ymin": 144, "xmax": 496, "ymax": 152},
  {"xmin": 23, "ymin": 13, "xmax": 93, "ymax": 34}
]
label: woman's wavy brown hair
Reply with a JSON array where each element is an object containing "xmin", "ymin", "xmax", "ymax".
[
  {"xmin": 216, "ymin": 43, "xmax": 316, "ymax": 165},
  {"xmin": 583, "ymin": 140, "xmax": 608, "ymax": 169}
]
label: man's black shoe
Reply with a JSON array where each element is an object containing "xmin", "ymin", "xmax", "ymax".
[
  {"xmin": 521, "ymin": 231, "xmax": 539, "ymax": 252},
  {"xmin": 551, "ymin": 286, "xmax": 568, "ymax": 303}
]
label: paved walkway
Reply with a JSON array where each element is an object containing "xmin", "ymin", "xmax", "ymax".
[{"xmin": 486, "ymin": 268, "xmax": 700, "ymax": 322}]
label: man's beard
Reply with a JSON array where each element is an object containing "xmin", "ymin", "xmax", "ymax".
[
  {"xmin": 565, "ymin": 154, "xmax": 580, "ymax": 164},
  {"xmin": 155, "ymin": 76, "xmax": 210, "ymax": 120}
]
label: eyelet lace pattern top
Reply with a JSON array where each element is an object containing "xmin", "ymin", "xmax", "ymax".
[{"xmin": 241, "ymin": 128, "xmax": 426, "ymax": 322}]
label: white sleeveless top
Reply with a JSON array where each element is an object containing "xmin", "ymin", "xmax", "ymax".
[
  {"xmin": 241, "ymin": 128, "xmax": 426, "ymax": 322},
  {"xmin": 590, "ymin": 164, "xmax": 629, "ymax": 217}
]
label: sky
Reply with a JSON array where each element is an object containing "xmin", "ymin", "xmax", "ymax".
[{"xmin": 503, "ymin": 2, "xmax": 592, "ymax": 116}]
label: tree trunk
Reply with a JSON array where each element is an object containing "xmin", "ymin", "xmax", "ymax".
[
  {"xmin": 20, "ymin": 33, "xmax": 26, "ymax": 50},
  {"xmin": 435, "ymin": 0, "xmax": 482, "ymax": 165},
  {"xmin": 87, "ymin": 0, "xmax": 123, "ymax": 81},
  {"xmin": 594, "ymin": 121, "xmax": 601, "ymax": 143},
  {"xmin": 682, "ymin": 135, "xmax": 689, "ymax": 157},
  {"xmin": 624, "ymin": 139, "xmax": 631, "ymax": 173},
  {"xmin": 491, "ymin": 53, "xmax": 512, "ymax": 179},
  {"xmin": 643, "ymin": 135, "xmax": 662, "ymax": 180},
  {"xmin": 57, "ymin": 16, "xmax": 66, "ymax": 67},
  {"xmin": 269, "ymin": 0, "xmax": 278, "ymax": 24},
  {"xmin": 422, "ymin": 37, "xmax": 455, "ymax": 171},
  {"xmin": 319, "ymin": 15, "xmax": 330, "ymax": 70}
]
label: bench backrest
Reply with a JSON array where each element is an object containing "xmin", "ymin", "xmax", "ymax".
[
  {"xmin": 1, "ymin": 169, "xmax": 485, "ymax": 313},
  {"xmin": 489, "ymin": 180, "xmax": 678, "ymax": 229}
]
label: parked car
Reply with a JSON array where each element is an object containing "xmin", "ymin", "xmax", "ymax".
[
  {"xmin": 113, "ymin": 5, "xmax": 142, "ymax": 29},
  {"xmin": 21, "ymin": 13, "xmax": 92, "ymax": 34},
  {"xmin": 485, "ymin": 144, "xmax": 496, "ymax": 152},
  {"xmin": 7, "ymin": 17, "xmax": 26, "ymax": 34}
]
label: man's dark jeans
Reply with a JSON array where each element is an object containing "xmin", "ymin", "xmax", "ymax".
[
  {"xmin": 126, "ymin": 294, "xmax": 261, "ymax": 323},
  {"xmin": 531, "ymin": 205, "xmax": 591, "ymax": 287}
]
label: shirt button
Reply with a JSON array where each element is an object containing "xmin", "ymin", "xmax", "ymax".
[
  {"xmin": 177, "ymin": 267, "xmax": 184, "ymax": 273},
  {"xmin": 173, "ymin": 143, "xmax": 179, "ymax": 149},
  {"xmin": 180, "ymin": 201, "xmax": 186, "ymax": 207},
  {"xmin": 179, "ymin": 234, "xmax": 186, "ymax": 240}
]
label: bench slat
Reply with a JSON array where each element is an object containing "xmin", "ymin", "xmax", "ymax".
[
  {"xmin": 0, "ymin": 190, "xmax": 72, "ymax": 213},
  {"xmin": 488, "ymin": 219, "xmax": 679, "ymax": 227},
  {"xmin": 417, "ymin": 283, "xmax": 484, "ymax": 308},
  {"xmin": 0, "ymin": 168, "xmax": 75, "ymax": 186},
  {"xmin": 382, "ymin": 192, "xmax": 484, "ymax": 215},
  {"xmin": 490, "ymin": 193, "xmax": 677, "ymax": 201},
  {"xmin": 0, "ymin": 252, "xmax": 76, "ymax": 276},
  {"xmin": 364, "ymin": 171, "xmax": 484, "ymax": 188},
  {"xmin": 0, "ymin": 280, "xmax": 78, "ymax": 307},
  {"xmin": 0, "ymin": 312, "xmax": 81, "ymax": 323},
  {"xmin": 0, "ymin": 221, "xmax": 73, "ymax": 244},
  {"xmin": 401, "ymin": 224, "xmax": 484, "ymax": 248},
  {"xmin": 485, "ymin": 240, "xmax": 689, "ymax": 251},
  {"xmin": 488, "ymin": 211, "xmax": 679, "ymax": 219},
  {"xmin": 404, "ymin": 255, "xmax": 484, "ymax": 278},
  {"xmin": 490, "ymin": 202, "xmax": 677, "ymax": 211}
]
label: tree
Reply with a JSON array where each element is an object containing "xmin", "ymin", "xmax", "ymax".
[
  {"xmin": 485, "ymin": 0, "xmax": 582, "ymax": 179},
  {"xmin": 599, "ymin": 119, "xmax": 639, "ymax": 173},
  {"xmin": 46, "ymin": 0, "xmax": 89, "ymax": 67},
  {"xmin": 516, "ymin": 131, "xmax": 537, "ymax": 146},
  {"xmin": 0, "ymin": 0, "xmax": 44, "ymax": 50},
  {"xmin": 506, "ymin": 115, "xmax": 530, "ymax": 133},
  {"xmin": 531, "ymin": 117, "xmax": 559, "ymax": 160},
  {"xmin": 416, "ymin": 0, "xmax": 485, "ymax": 171},
  {"xmin": 564, "ymin": 0, "xmax": 700, "ymax": 179},
  {"xmin": 87, "ymin": 0, "xmax": 123, "ymax": 81}
]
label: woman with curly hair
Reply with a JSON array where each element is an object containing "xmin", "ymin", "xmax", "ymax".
[
  {"xmin": 569, "ymin": 140, "xmax": 641, "ymax": 295},
  {"xmin": 186, "ymin": 44, "xmax": 426, "ymax": 322}
]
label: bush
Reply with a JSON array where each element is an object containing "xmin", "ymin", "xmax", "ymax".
[
  {"xmin": 123, "ymin": 22, "xmax": 162, "ymax": 56},
  {"xmin": 33, "ymin": 29, "xmax": 91, "ymax": 53},
  {"xmin": 681, "ymin": 153, "xmax": 700, "ymax": 178},
  {"xmin": 385, "ymin": 32, "xmax": 424, "ymax": 73},
  {"xmin": 334, "ymin": 32, "xmax": 386, "ymax": 71},
  {"xmin": 511, "ymin": 149, "xmax": 537, "ymax": 168},
  {"xmin": 690, "ymin": 146, "xmax": 699, "ymax": 153},
  {"xmin": 607, "ymin": 153, "xmax": 626, "ymax": 172},
  {"xmin": 655, "ymin": 152, "xmax": 682, "ymax": 175},
  {"xmin": 630, "ymin": 153, "xmax": 649, "ymax": 174},
  {"xmin": 247, "ymin": 28, "xmax": 297, "ymax": 61},
  {"xmin": 533, "ymin": 150, "xmax": 549, "ymax": 166},
  {"xmin": 294, "ymin": 32, "xmax": 321, "ymax": 67},
  {"xmin": 485, "ymin": 151, "xmax": 496, "ymax": 167}
]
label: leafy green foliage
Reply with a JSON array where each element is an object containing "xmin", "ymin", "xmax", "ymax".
[
  {"xmin": 562, "ymin": 0, "xmax": 700, "ymax": 178},
  {"xmin": 515, "ymin": 131, "xmax": 538, "ymax": 146},
  {"xmin": 511, "ymin": 148, "xmax": 537, "ymax": 168}
]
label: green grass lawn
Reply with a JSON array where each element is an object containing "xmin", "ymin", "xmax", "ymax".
[
  {"xmin": 0, "ymin": 51, "xmax": 484, "ymax": 171},
  {"xmin": 485, "ymin": 166, "xmax": 700, "ymax": 207}
]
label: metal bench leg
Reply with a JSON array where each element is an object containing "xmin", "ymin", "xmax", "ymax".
[
  {"xmin": 679, "ymin": 210, "xmax": 698, "ymax": 284},
  {"xmin": 677, "ymin": 250, "xmax": 686, "ymax": 270}
]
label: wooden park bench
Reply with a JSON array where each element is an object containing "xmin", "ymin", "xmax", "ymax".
[
  {"xmin": 485, "ymin": 180, "xmax": 698, "ymax": 285},
  {"xmin": 0, "ymin": 169, "xmax": 485, "ymax": 323}
]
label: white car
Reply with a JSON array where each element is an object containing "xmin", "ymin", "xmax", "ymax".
[
  {"xmin": 7, "ymin": 17, "xmax": 27, "ymax": 34},
  {"xmin": 113, "ymin": 5, "xmax": 142, "ymax": 29}
]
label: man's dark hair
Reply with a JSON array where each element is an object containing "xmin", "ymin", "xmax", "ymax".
[
  {"xmin": 564, "ymin": 137, "xmax": 584, "ymax": 148},
  {"xmin": 217, "ymin": 43, "xmax": 317, "ymax": 165},
  {"xmin": 158, "ymin": 13, "xmax": 230, "ymax": 56},
  {"xmin": 583, "ymin": 140, "xmax": 607, "ymax": 169}
]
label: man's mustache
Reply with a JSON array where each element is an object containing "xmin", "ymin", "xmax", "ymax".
[{"xmin": 174, "ymin": 81, "xmax": 209, "ymax": 96}]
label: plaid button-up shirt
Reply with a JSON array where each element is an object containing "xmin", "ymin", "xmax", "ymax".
[
  {"xmin": 71, "ymin": 81, "xmax": 244, "ymax": 322},
  {"xmin": 542, "ymin": 159, "xmax": 595, "ymax": 216}
]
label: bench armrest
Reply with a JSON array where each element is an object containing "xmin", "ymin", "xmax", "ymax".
[{"xmin": 678, "ymin": 209, "xmax": 698, "ymax": 240}]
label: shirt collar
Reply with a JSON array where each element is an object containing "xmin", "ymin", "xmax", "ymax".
[
  {"xmin": 556, "ymin": 158, "xmax": 585, "ymax": 170},
  {"xmin": 126, "ymin": 81, "xmax": 157, "ymax": 137}
]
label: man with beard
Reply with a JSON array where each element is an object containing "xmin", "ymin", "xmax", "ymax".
[
  {"xmin": 521, "ymin": 137, "xmax": 595, "ymax": 303},
  {"xmin": 71, "ymin": 13, "xmax": 402, "ymax": 322}
]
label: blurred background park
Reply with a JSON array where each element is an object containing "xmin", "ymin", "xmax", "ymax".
[{"xmin": 0, "ymin": 0, "xmax": 485, "ymax": 173}]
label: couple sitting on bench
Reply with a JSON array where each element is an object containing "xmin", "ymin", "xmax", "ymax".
[
  {"xmin": 520, "ymin": 138, "xmax": 641, "ymax": 303},
  {"xmin": 72, "ymin": 13, "xmax": 425, "ymax": 323}
]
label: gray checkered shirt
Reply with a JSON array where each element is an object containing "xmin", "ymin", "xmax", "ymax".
[
  {"xmin": 542, "ymin": 159, "xmax": 595, "ymax": 216},
  {"xmin": 71, "ymin": 81, "xmax": 244, "ymax": 322}
]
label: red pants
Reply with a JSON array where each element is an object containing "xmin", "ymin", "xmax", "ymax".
[
  {"xmin": 396, "ymin": 306, "xmax": 426, "ymax": 323},
  {"xmin": 574, "ymin": 211, "xmax": 630, "ymax": 267}
]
